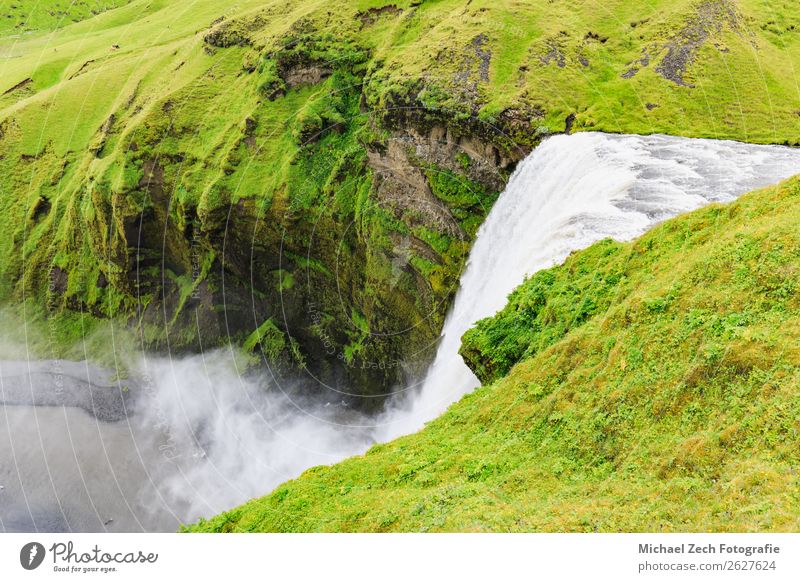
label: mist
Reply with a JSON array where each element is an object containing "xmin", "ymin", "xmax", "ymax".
[
  {"xmin": 4, "ymin": 132, "xmax": 800, "ymax": 532},
  {"xmin": 129, "ymin": 349, "xmax": 378, "ymax": 525}
]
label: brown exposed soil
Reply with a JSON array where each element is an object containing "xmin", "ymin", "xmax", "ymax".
[
  {"xmin": 368, "ymin": 139, "xmax": 464, "ymax": 240},
  {"xmin": 283, "ymin": 65, "xmax": 332, "ymax": 89},
  {"xmin": 2, "ymin": 77, "xmax": 32, "ymax": 96},
  {"xmin": 357, "ymin": 5, "xmax": 402, "ymax": 28},
  {"xmin": 68, "ymin": 59, "xmax": 96, "ymax": 80}
]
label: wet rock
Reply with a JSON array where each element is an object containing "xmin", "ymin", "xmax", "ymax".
[{"xmin": 0, "ymin": 360, "xmax": 132, "ymax": 422}]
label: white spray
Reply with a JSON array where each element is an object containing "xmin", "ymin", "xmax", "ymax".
[
  {"xmin": 376, "ymin": 133, "xmax": 800, "ymax": 439},
  {"xmin": 4, "ymin": 133, "xmax": 800, "ymax": 531}
]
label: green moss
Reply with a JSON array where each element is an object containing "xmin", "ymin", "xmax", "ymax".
[
  {"xmin": 243, "ymin": 318, "xmax": 287, "ymax": 361},
  {"xmin": 425, "ymin": 165, "xmax": 497, "ymax": 237},
  {"xmin": 461, "ymin": 238, "xmax": 628, "ymax": 383}
]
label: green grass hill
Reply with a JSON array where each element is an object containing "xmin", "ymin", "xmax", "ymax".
[
  {"xmin": 2, "ymin": 0, "xmax": 800, "ymax": 393},
  {"xmin": 189, "ymin": 175, "xmax": 800, "ymax": 532}
]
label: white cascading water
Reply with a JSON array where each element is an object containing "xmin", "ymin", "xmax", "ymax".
[
  {"xmin": 377, "ymin": 132, "xmax": 800, "ymax": 440},
  {"xmin": 4, "ymin": 132, "xmax": 800, "ymax": 531}
]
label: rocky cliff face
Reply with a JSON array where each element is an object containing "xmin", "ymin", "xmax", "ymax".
[
  {"xmin": 6, "ymin": 13, "xmax": 532, "ymax": 402},
  {"xmin": 122, "ymin": 62, "xmax": 526, "ymax": 402}
]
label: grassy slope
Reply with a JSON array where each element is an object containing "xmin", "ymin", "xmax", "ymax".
[
  {"xmin": 0, "ymin": 0, "xmax": 132, "ymax": 35},
  {"xmin": 189, "ymin": 176, "xmax": 800, "ymax": 532}
]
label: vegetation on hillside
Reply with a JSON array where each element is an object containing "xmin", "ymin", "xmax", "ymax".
[
  {"xmin": 0, "ymin": 0, "xmax": 131, "ymax": 34},
  {"xmin": 189, "ymin": 176, "xmax": 800, "ymax": 532},
  {"xmin": 1, "ymin": 0, "xmax": 799, "ymax": 392}
]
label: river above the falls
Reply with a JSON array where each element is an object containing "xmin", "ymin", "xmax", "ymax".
[{"xmin": 4, "ymin": 132, "xmax": 800, "ymax": 532}]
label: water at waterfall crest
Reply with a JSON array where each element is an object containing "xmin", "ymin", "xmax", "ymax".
[{"xmin": 3, "ymin": 133, "xmax": 800, "ymax": 532}]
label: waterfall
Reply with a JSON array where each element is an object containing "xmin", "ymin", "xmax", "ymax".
[
  {"xmin": 4, "ymin": 133, "xmax": 800, "ymax": 532},
  {"xmin": 377, "ymin": 132, "xmax": 800, "ymax": 440}
]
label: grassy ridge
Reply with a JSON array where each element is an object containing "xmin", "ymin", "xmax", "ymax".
[
  {"xmin": 0, "ymin": 0, "xmax": 132, "ymax": 35},
  {"xmin": 189, "ymin": 176, "xmax": 800, "ymax": 532}
]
